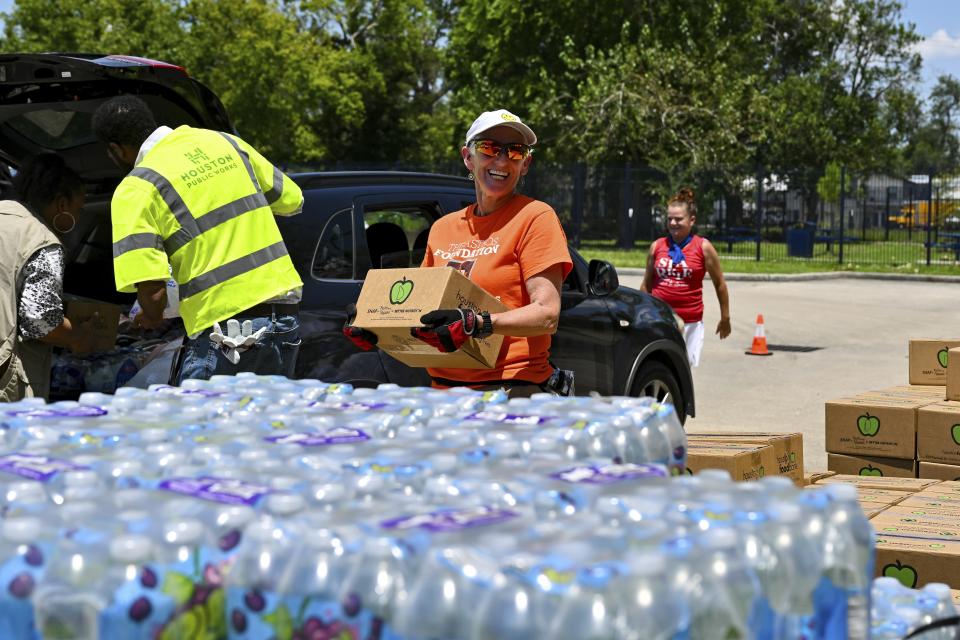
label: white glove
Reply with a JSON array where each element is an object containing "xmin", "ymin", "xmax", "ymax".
[{"xmin": 209, "ymin": 319, "xmax": 268, "ymax": 365}]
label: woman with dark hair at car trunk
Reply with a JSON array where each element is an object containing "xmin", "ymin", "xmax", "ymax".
[
  {"xmin": 343, "ymin": 109, "xmax": 574, "ymax": 397},
  {"xmin": 0, "ymin": 154, "xmax": 96, "ymax": 401},
  {"xmin": 641, "ymin": 188, "xmax": 731, "ymax": 367}
]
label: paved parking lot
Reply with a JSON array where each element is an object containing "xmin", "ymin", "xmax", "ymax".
[{"xmin": 618, "ymin": 274, "xmax": 959, "ymax": 471}]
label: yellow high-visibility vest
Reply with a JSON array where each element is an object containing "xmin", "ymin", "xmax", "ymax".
[{"xmin": 111, "ymin": 126, "xmax": 304, "ymax": 335}]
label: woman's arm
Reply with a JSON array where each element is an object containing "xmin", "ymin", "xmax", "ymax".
[
  {"xmin": 639, "ymin": 242, "xmax": 657, "ymax": 293},
  {"xmin": 485, "ymin": 264, "xmax": 563, "ymax": 337},
  {"xmin": 18, "ymin": 246, "xmax": 95, "ymax": 354},
  {"xmin": 40, "ymin": 316, "xmax": 96, "ymax": 354},
  {"xmin": 702, "ymin": 239, "xmax": 731, "ymax": 339}
]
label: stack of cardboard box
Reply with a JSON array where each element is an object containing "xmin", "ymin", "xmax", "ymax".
[
  {"xmin": 824, "ymin": 340, "xmax": 960, "ymax": 479},
  {"xmin": 809, "ymin": 475, "xmax": 958, "ymax": 588},
  {"xmin": 685, "ymin": 432, "xmax": 804, "ymax": 484}
]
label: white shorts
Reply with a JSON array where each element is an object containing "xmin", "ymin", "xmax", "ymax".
[{"xmin": 683, "ymin": 321, "xmax": 705, "ymax": 368}]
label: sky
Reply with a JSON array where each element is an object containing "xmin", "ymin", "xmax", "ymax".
[
  {"xmin": 901, "ymin": 0, "xmax": 960, "ymax": 95},
  {"xmin": 0, "ymin": 0, "xmax": 956, "ymax": 96}
]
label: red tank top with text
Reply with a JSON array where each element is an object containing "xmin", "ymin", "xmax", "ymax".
[{"xmin": 649, "ymin": 235, "xmax": 705, "ymax": 323}]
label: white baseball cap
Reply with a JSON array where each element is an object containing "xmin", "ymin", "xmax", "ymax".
[{"xmin": 465, "ymin": 109, "xmax": 537, "ymax": 146}]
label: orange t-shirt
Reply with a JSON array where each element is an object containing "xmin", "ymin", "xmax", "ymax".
[{"xmin": 420, "ymin": 195, "xmax": 573, "ymax": 385}]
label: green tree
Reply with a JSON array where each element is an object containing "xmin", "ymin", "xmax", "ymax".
[
  {"xmin": 296, "ymin": 0, "xmax": 458, "ymax": 165},
  {"xmin": 1, "ymin": 0, "xmax": 184, "ymax": 56},
  {"xmin": 902, "ymin": 75, "xmax": 960, "ymax": 174}
]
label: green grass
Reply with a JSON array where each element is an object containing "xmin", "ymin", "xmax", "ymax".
[{"xmin": 576, "ymin": 239, "xmax": 960, "ymax": 275}]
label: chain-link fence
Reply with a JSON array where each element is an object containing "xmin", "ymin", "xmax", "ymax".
[{"xmin": 293, "ymin": 161, "xmax": 960, "ymax": 267}]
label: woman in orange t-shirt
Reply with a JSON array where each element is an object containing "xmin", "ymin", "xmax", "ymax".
[{"xmin": 413, "ymin": 109, "xmax": 572, "ymax": 395}]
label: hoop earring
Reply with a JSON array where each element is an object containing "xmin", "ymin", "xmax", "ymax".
[
  {"xmin": 53, "ymin": 211, "xmax": 76, "ymax": 234},
  {"xmin": 467, "ymin": 172, "xmax": 474, "ymax": 181}
]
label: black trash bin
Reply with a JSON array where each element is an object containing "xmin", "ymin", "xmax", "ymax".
[{"xmin": 786, "ymin": 227, "xmax": 815, "ymax": 258}]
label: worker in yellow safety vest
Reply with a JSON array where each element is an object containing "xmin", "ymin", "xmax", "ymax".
[{"xmin": 92, "ymin": 95, "xmax": 305, "ymax": 382}]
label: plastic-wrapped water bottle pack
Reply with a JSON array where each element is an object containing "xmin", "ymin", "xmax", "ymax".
[{"xmin": 0, "ymin": 373, "xmax": 947, "ymax": 639}]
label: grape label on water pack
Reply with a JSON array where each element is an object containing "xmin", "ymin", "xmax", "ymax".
[
  {"xmin": 550, "ymin": 462, "xmax": 668, "ymax": 485},
  {"xmin": 0, "ymin": 453, "xmax": 90, "ymax": 482},
  {"xmin": 152, "ymin": 385, "xmax": 225, "ymax": 398},
  {"xmin": 464, "ymin": 411, "xmax": 553, "ymax": 425},
  {"xmin": 2, "ymin": 405, "xmax": 107, "ymax": 419},
  {"xmin": 158, "ymin": 477, "xmax": 271, "ymax": 506},
  {"xmin": 381, "ymin": 506, "xmax": 519, "ymax": 532},
  {"xmin": 312, "ymin": 401, "xmax": 388, "ymax": 412},
  {"xmin": 264, "ymin": 427, "xmax": 371, "ymax": 446}
]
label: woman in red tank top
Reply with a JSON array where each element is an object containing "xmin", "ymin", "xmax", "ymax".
[{"xmin": 640, "ymin": 188, "xmax": 731, "ymax": 366}]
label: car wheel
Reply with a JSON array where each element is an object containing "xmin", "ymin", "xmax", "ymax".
[{"xmin": 631, "ymin": 360, "xmax": 685, "ymax": 422}]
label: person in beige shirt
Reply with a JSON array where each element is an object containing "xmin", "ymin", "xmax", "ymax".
[{"xmin": 0, "ymin": 154, "xmax": 96, "ymax": 401}]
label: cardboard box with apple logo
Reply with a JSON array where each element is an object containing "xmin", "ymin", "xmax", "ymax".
[
  {"xmin": 352, "ymin": 267, "xmax": 508, "ymax": 369},
  {"xmin": 859, "ymin": 501, "xmax": 891, "ymax": 519},
  {"xmin": 875, "ymin": 536, "xmax": 960, "ymax": 589},
  {"xmin": 919, "ymin": 462, "xmax": 960, "ymax": 481},
  {"xmin": 816, "ymin": 474, "xmax": 940, "ymax": 492},
  {"xmin": 684, "ymin": 442, "xmax": 779, "ymax": 482},
  {"xmin": 918, "ymin": 401, "xmax": 960, "ymax": 465},
  {"xmin": 803, "ymin": 470, "xmax": 836, "ymax": 486},
  {"xmin": 948, "ymin": 347, "xmax": 960, "ymax": 401},
  {"xmin": 825, "ymin": 396, "xmax": 930, "ymax": 459},
  {"xmin": 872, "ymin": 511, "xmax": 960, "ymax": 541},
  {"xmin": 687, "ymin": 432, "xmax": 804, "ymax": 484},
  {"xmin": 909, "ymin": 339, "xmax": 960, "ymax": 386},
  {"xmin": 890, "ymin": 497, "xmax": 960, "ymax": 516},
  {"xmin": 826, "ymin": 453, "xmax": 916, "ymax": 478}
]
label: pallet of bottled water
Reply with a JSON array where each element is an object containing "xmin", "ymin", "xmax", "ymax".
[{"xmin": 0, "ymin": 372, "xmax": 951, "ymax": 639}]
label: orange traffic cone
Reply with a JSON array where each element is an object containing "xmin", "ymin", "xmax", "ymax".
[{"xmin": 745, "ymin": 314, "xmax": 773, "ymax": 356}]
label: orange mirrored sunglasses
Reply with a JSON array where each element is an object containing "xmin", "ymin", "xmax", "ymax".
[{"xmin": 470, "ymin": 139, "xmax": 531, "ymax": 161}]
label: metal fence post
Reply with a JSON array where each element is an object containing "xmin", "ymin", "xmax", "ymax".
[
  {"xmin": 755, "ymin": 169, "xmax": 763, "ymax": 262},
  {"xmin": 838, "ymin": 166, "xmax": 846, "ymax": 265},
  {"xmin": 927, "ymin": 171, "xmax": 935, "ymax": 266},
  {"xmin": 884, "ymin": 186, "xmax": 891, "ymax": 242},
  {"xmin": 861, "ymin": 186, "xmax": 867, "ymax": 240},
  {"xmin": 572, "ymin": 162, "xmax": 585, "ymax": 249}
]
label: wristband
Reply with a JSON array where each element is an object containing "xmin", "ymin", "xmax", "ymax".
[{"xmin": 475, "ymin": 311, "xmax": 493, "ymax": 338}]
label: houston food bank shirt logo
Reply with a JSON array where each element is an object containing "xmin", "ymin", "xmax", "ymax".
[
  {"xmin": 435, "ymin": 237, "xmax": 500, "ymax": 278},
  {"xmin": 655, "ymin": 255, "xmax": 693, "ymax": 281}
]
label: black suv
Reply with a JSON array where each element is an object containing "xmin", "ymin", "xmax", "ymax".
[{"xmin": 0, "ymin": 54, "xmax": 695, "ymax": 418}]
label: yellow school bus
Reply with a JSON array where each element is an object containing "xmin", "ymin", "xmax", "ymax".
[{"xmin": 890, "ymin": 200, "xmax": 960, "ymax": 228}]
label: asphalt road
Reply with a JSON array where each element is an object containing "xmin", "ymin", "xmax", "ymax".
[{"xmin": 617, "ymin": 274, "xmax": 959, "ymax": 472}]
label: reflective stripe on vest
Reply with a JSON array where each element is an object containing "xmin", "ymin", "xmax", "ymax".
[
  {"xmin": 218, "ymin": 133, "xmax": 285, "ymax": 204},
  {"xmin": 113, "ymin": 232, "xmax": 164, "ymax": 258},
  {"xmin": 129, "ymin": 167, "xmax": 201, "ymax": 238},
  {"xmin": 163, "ymin": 192, "xmax": 268, "ymax": 255},
  {"xmin": 178, "ymin": 240, "xmax": 289, "ymax": 300}
]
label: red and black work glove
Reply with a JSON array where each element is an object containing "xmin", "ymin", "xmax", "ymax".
[
  {"xmin": 342, "ymin": 303, "xmax": 378, "ymax": 351},
  {"xmin": 410, "ymin": 309, "xmax": 478, "ymax": 353}
]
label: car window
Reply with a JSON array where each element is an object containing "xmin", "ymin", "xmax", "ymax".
[
  {"xmin": 562, "ymin": 258, "xmax": 584, "ymax": 293},
  {"xmin": 311, "ymin": 208, "xmax": 354, "ymax": 280},
  {"xmin": 5, "ymin": 109, "xmax": 93, "ymax": 151},
  {"xmin": 363, "ymin": 206, "xmax": 433, "ymax": 269}
]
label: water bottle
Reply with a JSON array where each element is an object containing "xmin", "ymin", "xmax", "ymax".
[
  {"xmin": 748, "ymin": 502, "xmax": 821, "ymax": 640},
  {"xmin": 153, "ymin": 518, "xmax": 226, "ymax": 639},
  {"xmin": 687, "ymin": 527, "xmax": 762, "ymax": 640},
  {"xmin": 0, "ymin": 516, "xmax": 51, "ymax": 639},
  {"xmin": 224, "ymin": 517, "xmax": 306, "ymax": 639},
  {"xmin": 813, "ymin": 483, "xmax": 874, "ymax": 640},
  {"xmin": 549, "ymin": 561, "xmax": 624, "ymax": 639},
  {"xmin": 337, "ymin": 536, "xmax": 408, "ymax": 631},
  {"xmin": 469, "ymin": 555, "xmax": 544, "ymax": 640},
  {"xmin": 34, "ymin": 533, "xmax": 175, "ymax": 639},
  {"xmin": 393, "ymin": 545, "xmax": 501, "ymax": 639},
  {"xmin": 618, "ymin": 551, "xmax": 691, "ymax": 640}
]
